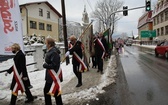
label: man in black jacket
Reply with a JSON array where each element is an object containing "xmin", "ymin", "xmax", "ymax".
[
  {"xmin": 43, "ymin": 38, "xmax": 63, "ymax": 105},
  {"xmin": 94, "ymin": 32, "xmax": 108, "ymax": 74},
  {"xmin": 5, "ymin": 43, "xmax": 34, "ymax": 105},
  {"xmin": 65, "ymin": 35, "xmax": 85, "ymax": 87}
]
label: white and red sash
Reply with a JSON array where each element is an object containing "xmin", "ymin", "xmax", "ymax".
[
  {"xmin": 12, "ymin": 64, "xmax": 25, "ymax": 96},
  {"xmin": 97, "ymin": 38, "xmax": 106, "ymax": 59},
  {"xmin": 73, "ymin": 52, "xmax": 87, "ymax": 72},
  {"xmin": 48, "ymin": 67, "xmax": 62, "ymax": 96}
]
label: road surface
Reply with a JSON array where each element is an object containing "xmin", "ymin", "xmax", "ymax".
[{"xmin": 120, "ymin": 46, "xmax": 168, "ymax": 105}]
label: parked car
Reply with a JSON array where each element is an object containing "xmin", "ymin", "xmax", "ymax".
[
  {"xmin": 125, "ymin": 40, "xmax": 132, "ymax": 46},
  {"xmin": 155, "ymin": 41, "xmax": 168, "ymax": 59}
]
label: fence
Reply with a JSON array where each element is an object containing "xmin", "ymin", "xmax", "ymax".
[
  {"xmin": 0, "ymin": 50, "xmax": 38, "ymax": 73},
  {"xmin": 133, "ymin": 40, "xmax": 164, "ymax": 46},
  {"xmin": 0, "ymin": 44, "xmax": 66, "ymax": 74},
  {"xmin": 0, "ymin": 55, "xmax": 14, "ymax": 62}
]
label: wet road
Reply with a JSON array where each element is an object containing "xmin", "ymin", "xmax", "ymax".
[{"xmin": 120, "ymin": 46, "xmax": 168, "ymax": 105}]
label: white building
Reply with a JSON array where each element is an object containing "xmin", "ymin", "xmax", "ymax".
[
  {"xmin": 152, "ymin": 0, "xmax": 168, "ymax": 40},
  {"xmin": 20, "ymin": 1, "xmax": 62, "ymax": 41}
]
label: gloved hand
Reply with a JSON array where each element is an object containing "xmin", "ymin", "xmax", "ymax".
[
  {"xmin": 65, "ymin": 51, "xmax": 70, "ymax": 57},
  {"xmin": 22, "ymin": 77, "xmax": 28, "ymax": 81},
  {"xmin": 43, "ymin": 62, "xmax": 48, "ymax": 68}
]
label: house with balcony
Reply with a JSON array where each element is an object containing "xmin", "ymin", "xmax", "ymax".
[
  {"xmin": 20, "ymin": 1, "xmax": 62, "ymax": 42},
  {"xmin": 152, "ymin": 0, "xmax": 168, "ymax": 40}
]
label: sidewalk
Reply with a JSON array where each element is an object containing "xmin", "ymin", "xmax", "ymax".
[
  {"xmin": 0, "ymin": 55, "xmax": 117, "ymax": 105},
  {"xmin": 61, "ymin": 55, "xmax": 117, "ymax": 105}
]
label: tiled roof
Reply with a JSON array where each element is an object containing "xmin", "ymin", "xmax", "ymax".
[{"xmin": 19, "ymin": 0, "xmax": 62, "ymax": 17}]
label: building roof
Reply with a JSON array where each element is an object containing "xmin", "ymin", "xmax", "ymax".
[
  {"xmin": 19, "ymin": 1, "xmax": 62, "ymax": 18},
  {"xmin": 137, "ymin": 11, "xmax": 152, "ymax": 28},
  {"xmin": 152, "ymin": 1, "xmax": 168, "ymax": 18}
]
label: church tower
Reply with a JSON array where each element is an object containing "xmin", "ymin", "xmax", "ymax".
[
  {"xmin": 81, "ymin": 5, "xmax": 92, "ymax": 69},
  {"xmin": 82, "ymin": 5, "xmax": 89, "ymax": 24}
]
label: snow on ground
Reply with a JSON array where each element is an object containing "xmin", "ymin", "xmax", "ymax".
[
  {"xmin": 0, "ymin": 44, "xmax": 155, "ymax": 103},
  {"xmin": 0, "ymin": 55, "xmax": 74, "ymax": 101},
  {"xmin": 0, "ymin": 55, "xmax": 117, "ymax": 104},
  {"xmin": 62, "ymin": 56, "xmax": 117, "ymax": 104}
]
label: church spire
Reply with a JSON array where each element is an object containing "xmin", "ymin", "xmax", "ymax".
[
  {"xmin": 84, "ymin": 5, "xmax": 86, "ymax": 12},
  {"xmin": 82, "ymin": 5, "xmax": 89, "ymax": 23}
]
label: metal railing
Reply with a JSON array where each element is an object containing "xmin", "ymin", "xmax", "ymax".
[
  {"xmin": 133, "ymin": 40, "xmax": 163, "ymax": 46},
  {"xmin": 0, "ymin": 50, "xmax": 38, "ymax": 73}
]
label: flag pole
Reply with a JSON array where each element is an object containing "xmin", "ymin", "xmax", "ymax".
[
  {"xmin": 78, "ymin": 21, "xmax": 94, "ymax": 40},
  {"xmin": 103, "ymin": 28, "xmax": 110, "ymax": 35},
  {"xmin": 61, "ymin": 21, "xmax": 93, "ymax": 63}
]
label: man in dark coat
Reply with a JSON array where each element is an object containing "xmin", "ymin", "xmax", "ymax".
[
  {"xmin": 43, "ymin": 38, "xmax": 63, "ymax": 105},
  {"xmin": 65, "ymin": 35, "xmax": 85, "ymax": 87},
  {"xmin": 94, "ymin": 32, "xmax": 108, "ymax": 74},
  {"xmin": 5, "ymin": 43, "xmax": 34, "ymax": 105}
]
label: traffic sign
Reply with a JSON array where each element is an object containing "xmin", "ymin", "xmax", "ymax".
[{"xmin": 141, "ymin": 30, "xmax": 156, "ymax": 38}]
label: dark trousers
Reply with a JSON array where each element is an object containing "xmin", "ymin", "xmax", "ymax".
[
  {"xmin": 73, "ymin": 64, "xmax": 82, "ymax": 84},
  {"xmin": 92, "ymin": 55, "xmax": 97, "ymax": 68},
  {"xmin": 97, "ymin": 56, "xmax": 103, "ymax": 72},
  {"xmin": 10, "ymin": 84, "xmax": 33, "ymax": 105},
  {"xmin": 44, "ymin": 82, "xmax": 63, "ymax": 105}
]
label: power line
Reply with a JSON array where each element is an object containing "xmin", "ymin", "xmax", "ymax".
[{"xmin": 86, "ymin": 0, "xmax": 94, "ymax": 12}]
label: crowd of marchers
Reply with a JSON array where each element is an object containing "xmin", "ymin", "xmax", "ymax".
[{"xmin": 4, "ymin": 31, "xmax": 114, "ymax": 105}]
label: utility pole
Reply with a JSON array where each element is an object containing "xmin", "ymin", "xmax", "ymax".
[{"xmin": 61, "ymin": 0, "xmax": 69, "ymax": 65}]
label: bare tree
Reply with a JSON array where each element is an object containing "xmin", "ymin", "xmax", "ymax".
[{"xmin": 92, "ymin": 0, "xmax": 123, "ymax": 35}]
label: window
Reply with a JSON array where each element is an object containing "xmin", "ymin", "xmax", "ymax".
[
  {"xmin": 161, "ymin": 27, "xmax": 164, "ymax": 35},
  {"xmin": 47, "ymin": 11, "xmax": 50, "ymax": 19},
  {"xmin": 164, "ymin": 41, "xmax": 168, "ymax": 46},
  {"xmin": 47, "ymin": 24, "xmax": 52, "ymax": 31},
  {"xmin": 39, "ymin": 22, "xmax": 45, "ymax": 30},
  {"xmin": 160, "ymin": 13, "xmax": 164, "ymax": 22},
  {"xmin": 157, "ymin": 16, "xmax": 159, "ymax": 24},
  {"xmin": 30, "ymin": 21, "xmax": 37, "ymax": 29},
  {"xmin": 20, "ymin": 8, "xmax": 22, "ymax": 13},
  {"xmin": 157, "ymin": 28, "xmax": 160, "ymax": 36},
  {"xmin": 165, "ymin": 9, "xmax": 168, "ymax": 21},
  {"xmin": 39, "ymin": 8, "xmax": 43, "ymax": 16},
  {"xmin": 161, "ymin": 1, "xmax": 164, "ymax": 7},
  {"xmin": 165, "ymin": 25, "xmax": 168, "ymax": 35},
  {"xmin": 153, "ymin": 18, "xmax": 156, "ymax": 25}
]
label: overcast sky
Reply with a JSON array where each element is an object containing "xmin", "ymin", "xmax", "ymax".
[{"xmin": 18, "ymin": 0, "xmax": 158, "ymax": 36}]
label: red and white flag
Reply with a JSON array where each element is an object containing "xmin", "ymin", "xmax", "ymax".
[
  {"xmin": 0, "ymin": 0, "xmax": 24, "ymax": 55},
  {"xmin": 48, "ymin": 67, "xmax": 63, "ymax": 96},
  {"xmin": 12, "ymin": 64, "xmax": 25, "ymax": 96}
]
